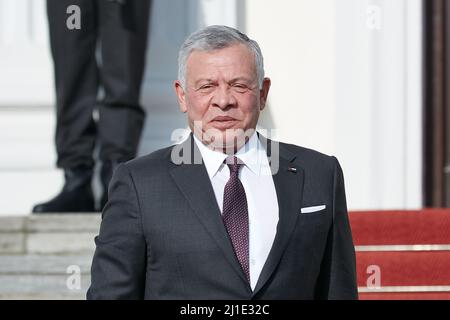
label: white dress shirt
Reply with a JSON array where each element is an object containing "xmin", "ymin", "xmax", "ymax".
[{"xmin": 193, "ymin": 132, "xmax": 279, "ymax": 290}]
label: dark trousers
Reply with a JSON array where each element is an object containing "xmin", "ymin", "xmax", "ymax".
[{"xmin": 47, "ymin": 0, "xmax": 151, "ymax": 169}]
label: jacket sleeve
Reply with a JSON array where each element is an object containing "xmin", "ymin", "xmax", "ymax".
[
  {"xmin": 315, "ymin": 157, "xmax": 358, "ymax": 300},
  {"xmin": 87, "ymin": 163, "xmax": 146, "ymax": 299}
]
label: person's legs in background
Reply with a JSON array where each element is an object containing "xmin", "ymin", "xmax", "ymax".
[
  {"xmin": 97, "ymin": 0, "xmax": 151, "ymax": 209},
  {"xmin": 33, "ymin": 0, "xmax": 98, "ymax": 213}
]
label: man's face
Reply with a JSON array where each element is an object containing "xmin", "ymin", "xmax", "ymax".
[{"xmin": 175, "ymin": 44, "xmax": 271, "ymax": 152}]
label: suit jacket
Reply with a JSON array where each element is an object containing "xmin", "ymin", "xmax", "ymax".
[{"xmin": 87, "ymin": 133, "xmax": 358, "ymax": 299}]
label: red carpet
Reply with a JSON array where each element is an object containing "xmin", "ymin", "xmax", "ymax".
[
  {"xmin": 349, "ymin": 210, "xmax": 450, "ymax": 300},
  {"xmin": 350, "ymin": 209, "xmax": 450, "ymax": 245},
  {"xmin": 359, "ymin": 292, "xmax": 450, "ymax": 300}
]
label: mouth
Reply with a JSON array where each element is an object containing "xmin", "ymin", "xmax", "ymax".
[{"xmin": 210, "ymin": 116, "xmax": 238, "ymax": 129}]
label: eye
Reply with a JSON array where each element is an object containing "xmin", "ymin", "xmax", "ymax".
[
  {"xmin": 197, "ymin": 84, "xmax": 215, "ymax": 93},
  {"xmin": 232, "ymin": 83, "xmax": 248, "ymax": 92}
]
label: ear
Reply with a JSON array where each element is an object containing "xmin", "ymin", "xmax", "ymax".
[
  {"xmin": 259, "ymin": 77, "xmax": 271, "ymax": 111},
  {"xmin": 174, "ymin": 80, "xmax": 188, "ymax": 113}
]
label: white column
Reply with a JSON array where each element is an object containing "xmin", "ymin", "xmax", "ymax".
[
  {"xmin": 335, "ymin": 0, "xmax": 423, "ymax": 210},
  {"xmin": 197, "ymin": 0, "xmax": 238, "ymax": 28},
  {"xmin": 0, "ymin": 0, "xmax": 53, "ymax": 107},
  {"xmin": 244, "ymin": 0, "xmax": 422, "ymax": 210},
  {"xmin": 245, "ymin": 0, "xmax": 337, "ymax": 153},
  {"xmin": 405, "ymin": 0, "xmax": 423, "ymax": 209}
]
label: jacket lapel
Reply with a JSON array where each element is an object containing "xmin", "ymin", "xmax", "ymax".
[
  {"xmin": 252, "ymin": 137, "xmax": 304, "ymax": 296},
  {"xmin": 169, "ymin": 135, "xmax": 251, "ymax": 287}
]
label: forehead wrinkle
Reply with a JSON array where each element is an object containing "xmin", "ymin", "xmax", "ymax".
[{"xmin": 185, "ymin": 45, "xmax": 258, "ymax": 87}]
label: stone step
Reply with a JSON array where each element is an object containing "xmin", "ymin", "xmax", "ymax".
[
  {"xmin": 0, "ymin": 274, "xmax": 90, "ymax": 300},
  {"xmin": 0, "ymin": 254, "xmax": 92, "ymax": 275},
  {"xmin": 0, "ymin": 214, "xmax": 101, "ymax": 232},
  {"xmin": 0, "ymin": 214, "xmax": 101, "ymax": 254},
  {"xmin": 0, "ymin": 292, "xmax": 86, "ymax": 300},
  {"xmin": 0, "ymin": 254, "xmax": 92, "ymax": 299},
  {"xmin": 0, "ymin": 214, "xmax": 99, "ymax": 299}
]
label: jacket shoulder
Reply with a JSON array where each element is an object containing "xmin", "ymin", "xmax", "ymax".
[
  {"xmin": 278, "ymin": 141, "xmax": 338, "ymax": 172},
  {"xmin": 280, "ymin": 141, "xmax": 332, "ymax": 159}
]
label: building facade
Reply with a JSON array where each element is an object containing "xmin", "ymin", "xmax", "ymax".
[{"xmin": 0, "ymin": 0, "xmax": 423, "ymax": 215}]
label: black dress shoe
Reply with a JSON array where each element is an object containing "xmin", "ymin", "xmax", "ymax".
[
  {"xmin": 32, "ymin": 167, "xmax": 95, "ymax": 213},
  {"xmin": 99, "ymin": 160, "xmax": 120, "ymax": 210}
]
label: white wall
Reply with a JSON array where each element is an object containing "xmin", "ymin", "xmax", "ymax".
[
  {"xmin": 245, "ymin": 0, "xmax": 423, "ymax": 210},
  {"xmin": 335, "ymin": 0, "xmax": 422, "ymax": 210},
  {"xmin": 0, "ymin": 0, "xmax": 424, "ymax": 213},
  {"xmin": 245, "ymin": 0, "xmax": 337, "ymax": 154},
  {"xmin": 0, "ymin": 0, "xmax": 235, "ymax": 215},
  {"xmin": 0, "ymin": 0, "xmax": 54, "ymax": 106}
]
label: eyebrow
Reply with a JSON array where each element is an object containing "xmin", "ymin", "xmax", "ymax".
[{"xmin": 229, "ymin": 77, "xmax": 253, "ymax": 83}]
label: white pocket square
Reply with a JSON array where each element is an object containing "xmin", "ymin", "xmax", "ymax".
[{"xmin": 300, "ymin": 205, "xmax": 326, "ymax": 214}]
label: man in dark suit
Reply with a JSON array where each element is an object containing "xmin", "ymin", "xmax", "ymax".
[
  {"xmin": 32, "ymin": 0, "xmax": 151, "ymax": 213},
  {"xmin": 87, "ymin": 25, "xmax": 358, "ymax": 299}
]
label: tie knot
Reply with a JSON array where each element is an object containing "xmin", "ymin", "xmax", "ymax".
[{"xmin": 225, "ymin": 156, "xmax": 243, "ymax": 174}]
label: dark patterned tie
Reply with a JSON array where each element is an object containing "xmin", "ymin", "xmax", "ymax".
[{"xmin": 222, "ymin": 156, "xmax": 250, "ymax": 283}]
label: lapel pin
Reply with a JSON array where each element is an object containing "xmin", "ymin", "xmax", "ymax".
[{"xmin": 288, "ymin": 167, "xmax": 297, "ymax": 173}]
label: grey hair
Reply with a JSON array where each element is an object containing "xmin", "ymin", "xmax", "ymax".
[{"xmin": 177, "ymin": 25, "xmax": 265, "ymax": 89}]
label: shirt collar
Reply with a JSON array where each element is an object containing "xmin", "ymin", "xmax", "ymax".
[{"xmin": 193, "ymin": 131, "xmax": 262, "ymax": 179}]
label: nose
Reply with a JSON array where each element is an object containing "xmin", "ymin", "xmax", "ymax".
[{"xmin": 211, "ymin": 85, "xmax": 237, "ymax": 109}]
